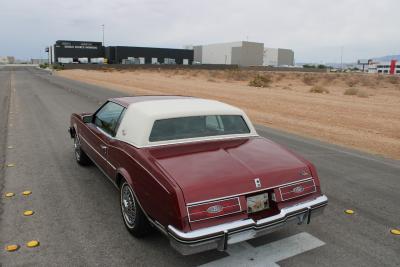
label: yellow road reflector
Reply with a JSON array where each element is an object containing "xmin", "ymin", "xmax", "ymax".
[
  {"xmin": 344, "ymin": 209, "xmax": 354, "ymax": 214},
  {"xmin": 26, "ymin": 240, "xmax": 39, "ymax": 248},
  {"xmin": 5, "ymin": 244, "xmax": 19, "ymax": 252},
  {"xmin": 23, "ymin": 210, "xmax": 34, "ymax": 216},
  {"xmin": 5, "ymin": 192, "xmax": 15, "ymax": 197},
  {"xmin": 390, "ymin": 229, "xmax": 400, "ymax": 235},
  {"xmin": 22, "ymin": 191, "xmax": 32, "ymax": 196},
  {"xmin": 6, "ymin": 163, "xmax": 15, "ymax": 167}
]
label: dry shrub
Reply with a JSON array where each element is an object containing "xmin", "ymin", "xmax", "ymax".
[
  {"xmin": 309, "ymin": 85, "xmax": 329, "ymax": 94},
  {"xmin": 387, "ymin": 76, "xmax": 400, "ymax": 84},
  {"xmin": 249, "ymin": 74, "xmax": 272, "ymax": 87},
  {"xmin": 102, "ymin": 68, "xmax": 115, "ymax": 72},
  {"xmin": 376, "ymin": 75, "xmax": 385, "ymax": 84},
  {"xmin": 274, "ymin": 73, "xmax": 287, "ymax": 82},
  {"xmin": 226, "ymin": 70, "xmax": 251, "ymax": 81},
  {"xmin": 345, "ymin": 77, "xmax": 359, "ymax": 87},
  {"xmin": 360, "ymin": 76, "xmax": 376, "ymax": 87},
  {"xmin": 357, "ymin": 90, "xmax": 369, "ymax": 98},
  {"xmin": 207, "ymin": 77, "xmax": 217, "ymax": 82},
  {"xmin": 302, "ymin": 74, "xmax": 317, "ymax": 85},
  {"xmin": 188, "ymin": 70, "xmax": 199, "ymax": 77},
  {"xmin": 323, "ymin": 74, "xmax": 336, "ymax": 83},
  {"xmin": 282, "ymin": 86, "xmax": 292, "ymax": 90},
  {"xmin": 208, "ymin": 70, "xmax": 220, "ymax": 78},
  {"xmin": 344, "ymin": 88, "xmax": 359, "ymax": 95}
]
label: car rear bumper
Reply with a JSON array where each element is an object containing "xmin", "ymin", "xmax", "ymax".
[{"xmin": 167, "ymin": 195, "xmax": 328, "ymax": 255}]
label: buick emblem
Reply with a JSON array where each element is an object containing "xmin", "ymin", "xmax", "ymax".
[
  {"xmin": 300, "ymin": 169, "xmax": 310, "ymax": 176},
  {"xmin": 292, "ymin": 186, "xmax": 304, "ymax": 193},
  {"xmin": 254, "ymin": 178, "xmax": 262, "ymax": 188},
  {"xmin": 207, "ymin": 205, "xmax": 223, "ymax": 214}
]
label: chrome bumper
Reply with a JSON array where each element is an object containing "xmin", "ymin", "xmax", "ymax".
[{"xmin": 167, "ymin": 195, "xmax": 328, "ymax": 255}]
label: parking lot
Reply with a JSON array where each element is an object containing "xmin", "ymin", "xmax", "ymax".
[{"xmin": 0, "ymin": 66, "xmax": 399, "ymax": 266}]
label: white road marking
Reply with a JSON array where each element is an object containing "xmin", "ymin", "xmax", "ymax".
[{"xmin": 199, "ymin": 232, "xmax": 325, "ymax": 267}]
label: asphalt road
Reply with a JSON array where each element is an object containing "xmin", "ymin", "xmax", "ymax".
[{"xmin": 0, "ymin": 66, "xmax": 399, "ymax": 266}]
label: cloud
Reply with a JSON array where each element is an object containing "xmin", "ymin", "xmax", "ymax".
[{"xmin": 1, "ymin": 0, "xmax": 399, "ymax": 62}]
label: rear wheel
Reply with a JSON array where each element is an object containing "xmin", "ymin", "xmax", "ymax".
[
  {"xmin": 120, "ymin": 181, "xmax": 152, "ymax": 237},
  {"xmin": 73, "ymin": 135, "xmax": 91, "ymax": 166}
]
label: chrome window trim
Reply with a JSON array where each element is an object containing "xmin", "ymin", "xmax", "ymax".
[
  {"xmin": 186, "ymin": 177, "xmax": 314, "ymax": 206},
  {"xmin": 142, "ymin": 134, "xmax": 259, "ymax": 148}
]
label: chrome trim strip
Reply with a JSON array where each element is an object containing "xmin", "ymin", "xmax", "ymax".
[
  {"xmin": 82, "ymin": 145, "xmax": 119, "ymax": 190},
  {"xmin": 168, "ymin": 195, "xmax": 328, "ymax": 244},
  {"xmin": 83, "ymin": 122, "xmax": 170, "ymax": 194},
  {"xmin": 96, "ymin": 126, "xmax": 116, "ymax": 140},
  {"xmin": 80, "ymin": 135, "xmax": 116, "ymax": 170},
  {"xmin": 186, "ymin": 177, "xmax": 314, "ymax": 206},
  {"xmin": 112, "ymin": 146, "xmax": 171, "ymax": 194},
  {"xmin": 143, "ymin": 134, "xmax": 259, "ymax": 148},
  {"xmin": 187, "ymin": 197, "xmax": 242, "ymax": 223},
  {"xmin": 77, "ymin": 129, "xmax": 168, "ymax": 236}
]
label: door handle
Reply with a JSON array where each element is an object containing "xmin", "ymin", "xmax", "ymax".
[{"xmin": 100, "ymin": 145, "xmax": 108, "ymax": 154}]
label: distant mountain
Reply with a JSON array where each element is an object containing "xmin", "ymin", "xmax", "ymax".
[{"xmin": 373, "ymin": 55, "xmax": 400, "ymax": 62}]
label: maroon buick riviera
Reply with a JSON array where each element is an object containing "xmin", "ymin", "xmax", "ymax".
[{"xmin": 68, "ymin": 96, "xmax": 328, "ymax": 255}]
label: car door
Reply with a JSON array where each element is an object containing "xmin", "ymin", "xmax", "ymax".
[{"xmin": 86, "ymin": 101, "xmax": 125, "ymax": 178}]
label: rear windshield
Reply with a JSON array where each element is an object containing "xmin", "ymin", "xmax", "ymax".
[{"xmin": 149, "ymin": 115, "xmax": 250, "ymax": 142}]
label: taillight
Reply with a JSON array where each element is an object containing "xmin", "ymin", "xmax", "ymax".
[
  {"xmin": 278, "ymin": 179, "xmax": 316, "ymax": 201},
  {"xmin": 187, "ymin": 197, "xmax": 241, "ymax": 222}
]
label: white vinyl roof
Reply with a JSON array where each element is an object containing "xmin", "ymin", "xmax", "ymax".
[{"xmin": 115, "ymin": 98, "xmax": 258, "ymax": 147}]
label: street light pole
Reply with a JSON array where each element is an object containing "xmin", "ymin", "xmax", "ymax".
[
  {"xmin": 101, "ymin": 24, "xmax": 105, "ymax": 46},
  {"xmin": 340, "ymin": 46, "xmax": 343, "ymax": 70}
]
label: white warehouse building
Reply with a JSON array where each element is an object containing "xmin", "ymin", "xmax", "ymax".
[
  {"xmin": 263, "ymin": 48, "xmax": 294, "ymax": 67},
  {"xmin": 193, "ymin": 41, "xmax": 264, "ymax": 67}
]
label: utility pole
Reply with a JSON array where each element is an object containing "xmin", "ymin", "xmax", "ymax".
[
  {"xmin": 101, "ymin": 24, "xmax": 105, "ymax": 46},
  {"xmin": 340, "ymin": 46, "xmax": 343, "ymax": 70}
]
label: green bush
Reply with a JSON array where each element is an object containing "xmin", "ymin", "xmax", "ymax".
[
  {"xmin": 52, "ymin": 64, "xmax": 64, "ymax": 70},
  {"xmin": 39, "ymin": 62, "xmax": 49, "ymax": 69}
]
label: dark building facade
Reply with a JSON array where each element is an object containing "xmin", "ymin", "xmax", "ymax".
[
  {"xmin": 105, "ymin": 46, "xmax": 193, "ymax": 64},
  {"xmin": 52, "ymin": 40, "xmax": 193, "ymax": 64},
  {"xmin": 53, "ymin": 40, "xmax": 104, "ymax": 62}
]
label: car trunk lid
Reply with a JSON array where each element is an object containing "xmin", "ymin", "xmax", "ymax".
[{"xmin": 147, "ymin": 137, "xmax": 311, "ymax": 204}]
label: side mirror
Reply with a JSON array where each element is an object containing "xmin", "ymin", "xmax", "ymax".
[{"xmin": 82, "ymin": 115, "xmax": 93, "ymax": 123}]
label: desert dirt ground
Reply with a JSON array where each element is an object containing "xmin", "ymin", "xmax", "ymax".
[{"xmin": 57, "ymin": 68, "xmax": 400, "ymax": 160}]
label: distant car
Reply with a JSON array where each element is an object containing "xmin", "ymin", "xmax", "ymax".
[{"xmin": 68, "ymin": 96, "xmax": 328, "ymax": 255}]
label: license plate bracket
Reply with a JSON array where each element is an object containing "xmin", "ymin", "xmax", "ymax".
[{"xmin": 247, "ymin": 193, "xmax": 269, "ymax": 213}]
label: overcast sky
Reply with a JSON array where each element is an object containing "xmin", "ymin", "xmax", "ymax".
[{"xmin": 1, "ymin": 0, "xmax": 399, "ymax": 62}]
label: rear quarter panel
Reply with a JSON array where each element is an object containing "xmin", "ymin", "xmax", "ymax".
[{"xmin": 109, "ymin": 141, "xmax": 190, "ymax": 231}]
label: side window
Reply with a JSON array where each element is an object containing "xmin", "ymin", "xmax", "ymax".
[
  {"xmin": 205, "ymin": 115, "xmax": 223, "ymax": 131},
  {"xmin": 94, "ymin": 102, "xmax": 125, "ymax": 136}
]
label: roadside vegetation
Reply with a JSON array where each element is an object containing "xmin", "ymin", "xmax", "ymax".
[
  {"xmin": 310, "ymin": 85, "xmax": 329, "ymax": 94},
  {"xmin": 248, "ymin": 74, "xmax": 272, "ymax": 87},
  {"xmin": 57, "ymin": 68, "xmax": 400, "ymax": 160}
]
